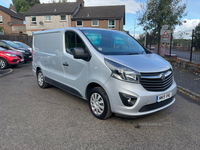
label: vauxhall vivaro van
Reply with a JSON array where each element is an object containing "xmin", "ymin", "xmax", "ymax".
[{"xmin": 32, "ymin": 27, "xmax": 177, "ymax": 119}]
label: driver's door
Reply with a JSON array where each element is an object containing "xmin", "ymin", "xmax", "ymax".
[{"xmin": 62, "ymin": 31, "xmax": 89, "ymax": 97}]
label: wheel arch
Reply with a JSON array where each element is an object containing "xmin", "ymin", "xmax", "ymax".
[
  {"xmin": 86, "ymin": 82, "xmax": 106, "ymax": 100},
  {"xmin": 0, "ymin": 57, "xmax": 8, "ymax": 68},
  {"xmin": 36, "ymin": 67, "xmax": 41, "ymax": 75},
  {"xmin": 0, "ymin": 57, "xmax": 8, "ymax": 63}
]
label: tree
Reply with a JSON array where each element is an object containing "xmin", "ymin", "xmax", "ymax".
[
  {"xmin": 0, "ymin": 27, "xmax": 3, "ymax": 31},
  {"xmin": 137, "ymin": 0, "xmax": 187, "ymax": 35},
  {"xmin": 12, "ymin": 0, "xmax": 40, "ymax": 12},
  {"xmin": 26, "ymin": 0, "xmax": 40, "ymax": 7},
  {"xmin": 48, "ymin": 0, "xmax": 57, "ymax": 3},
  {"xmin": 48, "ymin": 0, "xmax": 67, "ymax": 3},
  {"xmin": 194, "ymin": 22, "xmax": 200, "ymax": 50},
  {"xmin": 137, "ymin": 34, "xmax": 145, "ymax": 45}
]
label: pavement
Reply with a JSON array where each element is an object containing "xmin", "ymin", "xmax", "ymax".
[
  {"xmin": 0, "ymin": 62, "xmax": 200, "ymax": 100},
  {"xmin": 0, "ymin": 68, "xmax": 13, "ymax": 77},
  {"xmin": 173, "ymin": 66, "xmax": 200, "ymax": 100}
]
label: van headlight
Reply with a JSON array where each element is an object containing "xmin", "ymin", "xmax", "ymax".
[{"xmin": 105, "ymin": 58, "xmax": 140, "ymax": 83}]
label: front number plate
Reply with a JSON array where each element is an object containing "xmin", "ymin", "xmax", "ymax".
[{"xmin": 157, "ymin": 92, "xmax": 172, "ymax": 102}]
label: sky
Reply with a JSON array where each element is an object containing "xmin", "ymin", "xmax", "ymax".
[{"xmin": 0, "ymin": 0, "xmax": 199, "ymax": 39}]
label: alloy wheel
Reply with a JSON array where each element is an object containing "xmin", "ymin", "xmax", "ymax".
[
  {"xmin": 38, "ymin": 72, "xmax": 44, "ymax": 86},
  {"xmin": 90, "ymin": 93, "xmax": 105, "ymax": 115},
  {"xmin": 0, "ymin": 59, "xmax": 5, "ymax": 69}
]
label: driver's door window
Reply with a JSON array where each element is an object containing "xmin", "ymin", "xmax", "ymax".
[{"xmin": 65, "ymin": 31, "xmax": 86, "ymax": 54}]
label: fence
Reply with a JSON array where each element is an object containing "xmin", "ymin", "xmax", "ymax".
[
  {"xmin": 0, "ymin": 35, "xmax": 32, "ymax": 47},
  {"xmin": 146, "ymin": 32, "xmax": 200, "ymax": 64}
]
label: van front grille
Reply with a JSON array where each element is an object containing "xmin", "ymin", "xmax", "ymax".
[{"xmin": 140, "ymin": 69, "xmax": 173, "ymax": 92}]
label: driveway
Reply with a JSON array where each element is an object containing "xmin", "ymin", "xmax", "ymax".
[{"xmin": 0, "ymin": 62, "xmax": 200, "ymax": 149}]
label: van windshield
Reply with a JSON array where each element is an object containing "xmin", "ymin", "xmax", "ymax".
[{"xmin": 81, "ymin": 29, "xmax": 148, "ymax": 55}]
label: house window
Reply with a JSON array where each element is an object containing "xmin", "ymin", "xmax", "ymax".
[
  {"xmin": 92, "ymin": 20, "xmax": 99, "ymax": 26},
  {"xmin": 45, "ymin": 15, "xmax": 51, "ymax": 21},
  {"xmin": 31, "ymin": 16, "xmax": 37, "ymax": 25},
  {"xmin": 60, "ymin": 15, "xmax": 66, "ymax": 21},
  {"xmin": 0, "ymin": 16, "xmax": 2, "ymax": 24},
  {"xmin": 76, "ymin": 20, "xmax": 83, "ymax": 26},
  {"xmin": 108, "ymin": 20, "xmax": 115, "ymax": 29},
  {"xmin": 0, "ymin": 30, "xmax": 4, "ymax": 35}
]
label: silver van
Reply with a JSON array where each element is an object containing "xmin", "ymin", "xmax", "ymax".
[{"xmin": 32, "ymin": 27, "xmax": 177, "ymax": 119}]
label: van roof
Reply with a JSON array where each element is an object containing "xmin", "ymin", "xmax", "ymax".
[{"xmin": 33, "ymin": 27, "xmax": 123, "ymax": 35}]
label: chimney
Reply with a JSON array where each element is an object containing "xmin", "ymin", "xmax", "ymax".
[
  {"xmin": 76, "ymin": 0, "xmax": 84, "ymax": 7},
  {"xmin": 9, "ymin": 4, "xmax": 17, "ymax": 12}
]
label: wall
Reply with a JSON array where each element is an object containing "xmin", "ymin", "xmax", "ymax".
[
  {"xmin": 0, "ymin": 35, "xmax": 32, "ymax": 47},
  {"xmin": 12, "ymin": 25, "xmax": 26, "ymax": 32},
  {"xmin": 71, "ymin": 19, "xmax": 123, "ymax": 31},
  {"xmin": 25, "ymin": 15, "xmax": 71, "ymax": 35},
  {"xmin": 11, "ymin": 17, "xmax": 23, "ymax": 25},
  {"xmin": 0, "ymin": 10, "xmax": 12, "ymax": 34}
]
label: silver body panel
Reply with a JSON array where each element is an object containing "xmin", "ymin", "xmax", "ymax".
[{"xmin": 32, "ymin": 27, "xmax": 177, "ymax": 117}]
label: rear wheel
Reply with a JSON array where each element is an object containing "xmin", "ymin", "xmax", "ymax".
[
  {"xmin": 37, "ymin": 70, "xmax": 49, "ymax": 88},
  {"xmin": 0, "ymin": 58, "xmax": 8, "ymax": 69},
  {"xmin": 89, "ymin": 87, "xmax": 113, "ymax": 119}
]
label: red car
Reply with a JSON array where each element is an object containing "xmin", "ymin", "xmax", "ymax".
[{"xmin": 0, "ymin": 47, "xmax": 24, "ymax": 69}]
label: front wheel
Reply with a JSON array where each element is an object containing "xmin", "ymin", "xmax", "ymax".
[
  {"xmin": 0, "ymin": 58, "xmax": 8, "ymax": 69},
  {"xmin": 37, "ymin": 70, "xmax": 49, "ymax": 88},
  {"xmin": 89, "ymin": 87, "xmax": 113, "ymax": 119}
]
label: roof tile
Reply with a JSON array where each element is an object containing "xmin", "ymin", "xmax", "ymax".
[
  {"xmin": 0, "ymin": 5, "xmax": 25, "ymax": 20},
  {"xmin": 72, "ymin": 5, "xmax": 125, "ymax": 20},
  {"xmin": 24, "ymin": 2, "xmax": 80, "ymax": 16}
]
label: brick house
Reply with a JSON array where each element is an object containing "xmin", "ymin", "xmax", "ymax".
[
  {"xmin": 71, "ymin": 5, "xmax": 125, "ymax": 31},
  {"xmin": 24, "ymin": 0, "xmax": 125, "ymax": 35},
  {"xmin": 24, "ymin": 0, "xmax": 84, "ymax": 35},
  {"xmin": 0, "ymin": 5, "xmax": 25, "ymax": 35}
]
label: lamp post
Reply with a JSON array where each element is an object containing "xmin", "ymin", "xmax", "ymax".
[
  {"xmin": 144, "ymin": 0, "xmax": 148, "ymax": 48},
  {"xmin": 190, "ymin": 29, "xmax": 194, "ymax": 62},
  {"xmin": 157, "ymin": 15, "xmax": 161, "ymax": 54}
]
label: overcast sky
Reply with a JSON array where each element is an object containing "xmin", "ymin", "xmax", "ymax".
[{"xmin": 1, "ymin": 0, "xmax": 200, "ymax": 39}]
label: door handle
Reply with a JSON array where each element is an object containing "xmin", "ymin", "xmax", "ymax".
[{"xmin": 63, "ymin": 62, "xmax": 69, "ymax": 66}]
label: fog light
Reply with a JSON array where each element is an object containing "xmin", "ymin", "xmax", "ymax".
[{"xmin": 119, "ymin": 92, "xmax": 137, "ymax": 107}]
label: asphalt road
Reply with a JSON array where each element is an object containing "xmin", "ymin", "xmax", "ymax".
[
  {"xmin": 153, "ymin": 48, "xmax": 200, "ymax": 64},
  {"xmin": 0, "ymin": 62, "xmax": 200, "ymax": 150}
]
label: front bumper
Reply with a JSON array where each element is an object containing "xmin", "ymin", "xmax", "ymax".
[
  {"xmin": 104, "ymin": 77, "xmax": 177, "ymax": 117},
  {"xmin": 8, "ymin": 57, "xmax": 21, "ymax": 65},
  {"xmin": 23, "ymin": 53, "xmax": 32, "ymax": 61}
]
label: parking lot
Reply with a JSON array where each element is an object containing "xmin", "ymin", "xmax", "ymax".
[{"xmin": 0, "ymin": 62, "xmax": 200, "ymax": 149}]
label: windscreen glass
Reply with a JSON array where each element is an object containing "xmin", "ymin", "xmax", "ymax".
[
  {"xmin": 16, "ymin": 42, "xmax": 30, "ymax": 48},
  {"xmin": 81, "ymin": 29, "xmax": 147, "ymax": 55},
  {"xmin": 0, "ymin": 47, "xmax": 5, "ymax": 51},
  {"xmin": 4, "ymin": 41, "xmax": 21, "ymax": 49}
]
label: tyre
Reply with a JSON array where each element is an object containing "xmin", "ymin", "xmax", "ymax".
[
  {"xmin": 37, "ymin": 70, "xmax": 49, "ymax": 88},
  {"xmin": 89, "ymin": 87, "xmax": 113, "ymax": 119},
  {"xmin": 0, "ymin": 58, "xmax": 8, "ymax": 69}
]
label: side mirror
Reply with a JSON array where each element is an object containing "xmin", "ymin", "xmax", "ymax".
[{"xmin": 73, "ymin": 47, "xmax": 91, "ymax": 61}]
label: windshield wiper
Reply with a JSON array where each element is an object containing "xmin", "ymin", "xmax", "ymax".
[
  {"xmin": 126, "ymin": 53, "xmax": 139, "ymax": 55},
  {"xmin": 140, "ymin": 51, "xmax": 145, "ymax": 54}
]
